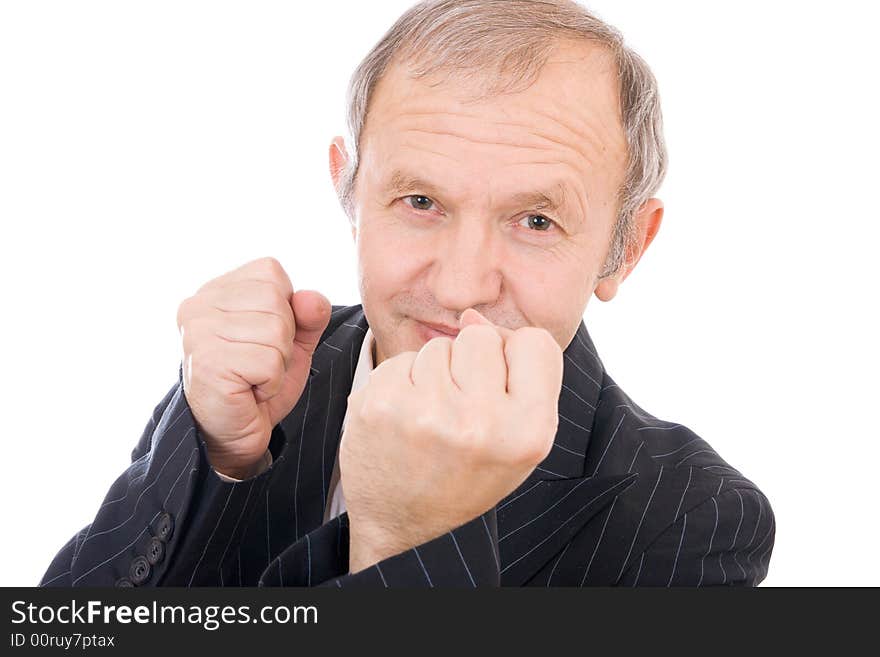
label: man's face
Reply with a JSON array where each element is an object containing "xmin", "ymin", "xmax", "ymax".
[{"xmin": 339, "ymin": 40, "xmax": 633, "ymax": 365}]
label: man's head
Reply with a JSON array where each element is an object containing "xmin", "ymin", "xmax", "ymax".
[{"xmin": 328, "ymin": 0, "xmax": 667, "ymax": 365}]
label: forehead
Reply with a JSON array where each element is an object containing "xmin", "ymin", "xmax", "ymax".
[{"xmin": 360, "ymin": 39, "xmax": 628, "ymax": 206}]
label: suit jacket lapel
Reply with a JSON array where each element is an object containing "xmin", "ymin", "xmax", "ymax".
[
  {"xmin": 277, "ymin": 310, "xmax": 367, "ymax": 543},
  {"xmin": 497, "ymin": 320, "xmax": 634, "ymax": 585},
  {"xmin": 497, "ymin": 472, "xmax": 638, "ymax": 585}
]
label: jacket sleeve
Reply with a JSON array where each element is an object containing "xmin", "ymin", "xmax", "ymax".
[
  {"xmin": 616, "ymin": 487, "xmax": 776, "ymax": 587},
  {"xmin": 39, "ymin": 363, "xmax": 279, "ymax": 587},
  {"xmin": 259, "ymin": 508, "xmax": 502, "ymax": 588}
]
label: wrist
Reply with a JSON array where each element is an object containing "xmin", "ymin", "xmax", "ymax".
[
  {"xmin": 208, "ymin": 449, "xmax": 271, "ymax": 481},
  {"xmin": 347, "ymin": 521, "xmax": 413, "ymax": 574},
  {"xmin": 348, "ymin": 542, "xmax": 399, "ymax": 574},
  {"xmin": 348, "ymin": 515, "xmax": 452, "ymax": 573}
]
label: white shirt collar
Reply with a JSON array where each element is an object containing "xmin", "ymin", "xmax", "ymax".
[
  {"xmin": 326, "ymin": 326, "xmax": 375, "ymax": 522},
  {"xmin": 349, "ymin": 326, "xmax": 375, "ymax": 398}
]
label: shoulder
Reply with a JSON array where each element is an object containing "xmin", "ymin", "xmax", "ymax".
[
  {"xmin": 585, "ymin": 375, "xmax": 775, "ymax": 584},
  {"xmin": 588, "ymin": 374, "xmax": 765, "ymax": 494}
]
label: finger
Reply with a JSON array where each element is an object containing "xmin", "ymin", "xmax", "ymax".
[
  {"xmin": 458, "ymin": 308, "xmax": 515, "ymax": 341},
  {"xmin": 198, "ymin": 257, "xmax": 294, "ymax": 301},
  {"xmin": 290, "ymin": 289, "xmax": 331, "ymax": 356},
  {"xmin": 204, "ymin": 280, "xmax": 293, "ymax": 334},
  {"xmin": 410, "ymin": 337, "xmax": 456, "ymax": 390},
  {"xmin": 504, "ymin": 327, "xmax": 564, "ymax": 406},
  {"xmin": 209, "ymin": 310, "xmax": 295, "ymax": 371},
  {"xmin": 212, "ymin": 340, "xmax": 286, "ymax": 403},
  {"xmin": 450, "ymin": 324, "xmax": 507, "ymax": 395}
]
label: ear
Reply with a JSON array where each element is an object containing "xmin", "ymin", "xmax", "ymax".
[
  {"xmin": 329, "ymin": 136, "xmax": 349, "ymax": 191},
  {"xmin": 594, "ymin": 197, "xmax": 664, "ymax": 302},
  {"xmin": 328, "ymin": 136, "xmax": 356, "ymax": 240}
]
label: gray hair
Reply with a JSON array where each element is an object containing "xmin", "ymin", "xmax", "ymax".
[{"xmin": 335, "ymin": 0, "xmax": 668, "ymax": 279}]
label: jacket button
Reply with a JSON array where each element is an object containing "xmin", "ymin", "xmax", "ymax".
[
  {"xmin": 153, "ymin": 512, "xmax": 174, "ymax": 541},
  {"xmin": 146, "ymin": 536, "xmax": 165, "ymax": 565},
  {"xmin": 129, "ymin": 556, "xmax": 151, "ymax": 585},
  {"xmin": 115, "ymin": 577, "xmax": 134, "ymax": 587}
]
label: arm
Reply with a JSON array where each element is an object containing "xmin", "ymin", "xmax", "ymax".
[
  {"xmin": 39, "ymin": 377, "xmax": 180, "ymax": 587},
  {"xmin": 616, "ymin": 488, "xmax": 776, "ymax": 587},
  {"xmin": 39, "ymin": 364, "xmax": 280, "ymax": 587},
  {"xmin": 292, "ymin": 316, "xmax": 561, "ymax": 588}
]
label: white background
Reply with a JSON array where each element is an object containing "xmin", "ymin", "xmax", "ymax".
[{"xmin": 1, "ymin": 0, "xmax": 877, "ymax": 587}]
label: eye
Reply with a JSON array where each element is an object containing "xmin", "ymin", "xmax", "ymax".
[
  {"xmin": 518, "ymin": 214, "xmax": 555, "ymax": 231},
  {"xmin": 404, "ymin": 195, "xmax": 436, "ymax": 211}
]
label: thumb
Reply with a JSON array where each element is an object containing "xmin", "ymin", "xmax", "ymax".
[
  {"xmin": 459, "ymin": 308, "xmax": 515, "ymax": 340},
  {"xmin": 290, "ymin": 289, "xmax": 332, "ymax": 356}
]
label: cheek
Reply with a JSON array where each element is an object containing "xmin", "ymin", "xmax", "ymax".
[
  {"xmin": 505, "ymin": 258, "xmax": 592, "ymax": 343},
  {"xmin": 356, "ymin": 217, "xmax": 426, "ymax": 296},
  {"xmin": 508, "ymin": 249, "xmax": 589, "ymax": 302}
]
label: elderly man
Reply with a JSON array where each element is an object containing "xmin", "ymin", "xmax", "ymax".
[{"xmin": 41, "ymin": 0, "xmax": 774, "ymax": 588}]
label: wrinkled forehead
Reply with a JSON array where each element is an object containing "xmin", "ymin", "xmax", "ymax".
[{"xmin": 359, "ymin": 39, "xmax": 628, "ymax": 203}]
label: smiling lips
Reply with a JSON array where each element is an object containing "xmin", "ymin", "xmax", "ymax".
[{"xmin": 415, "ymin": 319, "xmax": 461, "ymax": 339}]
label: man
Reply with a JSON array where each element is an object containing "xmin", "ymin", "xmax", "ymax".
[{"xmin": 41, "ymin": 0, "xmax": 774, "ymax": 587}]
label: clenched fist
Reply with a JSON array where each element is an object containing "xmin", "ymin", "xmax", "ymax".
[
  {"xmin": 176, "ymin": 257, "xmax": 331, "ymax": 479},
  {"xmin": 340, "ymin": 309, "xmax": 564, "ymax": 573}
]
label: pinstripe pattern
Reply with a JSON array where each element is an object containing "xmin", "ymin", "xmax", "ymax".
[{"xmin": 40, "ymin": 304, "xmax": 774, "ymax": 587}]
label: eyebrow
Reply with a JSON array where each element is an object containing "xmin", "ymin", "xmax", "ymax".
[
  {"xmin": 385, "ymin": 170, "xmax": 440, "ymax": 198},
  {"xmin": 507, "ymin": 186, "xmax": 569, "ymax": 214},
  {"xmin": 384, "ymin": 169, "xmax": 574, "ymax": 217}
]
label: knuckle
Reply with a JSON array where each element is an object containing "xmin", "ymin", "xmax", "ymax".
[
  {"xmin": 359, "ymin": 392, "xmax": 393, "ymax": 425},
  {"xmin": 267, "ymin": 312, "xmax": 289, "ymax": 345},
  {"xmin": 420, "ymin": 335, "xmax": 453, "ymax": 355},
  {"xmin": 504, "ymin": 417, "xmax": 551, "ymax": 464},
  {"xmin": 255, "ymin": 358, "xmax": 284, "ymax": 392},
  {"xmin": 268, "ymin": 345, "xmax": 286, "ymax": 377},
  {"xmin": 181, "ymin": 315, "xmax": 210, "ymax": 353},
  {"xmin": 256, "ymin": 256, "xmax": 283, "ymax": 276},
  {"xmin": 188, "ymin": 346, "xmax": 214, "ymax": 383},
  {"xmin": 176, "ymin": 296, "xmax": 192, "ymax": 330},
  {"xmin": 251, "ymin": 343, "xmax": 279, "ymax": 376},
  {"xmin": 423, "ymin": 334, "xmax": 453, "ymax": 347},
  {"xmin": 509, "ymin": 326, "xmax": 559, "ymax": 356},
  {"xmin": 280, "ymin": 299, "xmax": 295, "ymax": 325},
  {"xmin": 412, "ymin": 409, "xmax": 443, "ymax": 435},
  {"xmin": 260, "ymin": 257, "xmax": 293, "ymax": 290},
  {"xmin": 453, "ymin": 423, "xmax": 487, "ymax": 454},
  {"xmin": 253, "ymin": 282, "xmax": 284, "ymax": 313},
  {"xmin": 179, "ymin": 325, "xmax": 195, "ymax": 354},
  {"xmin": 373, "ymin": 351, "xmax": 412, "ymax": 377},
  {"xmin": 519, "ymin": 416, "xmax": 558, "ymax": 464},
  {"xmin": 519, "ymin": 438, "xmax": 551, "ymax": 467},
  {"xmin": 270, "ymin": 285, "xmax": 290, "ymax": 313},
  {"xmin": 513, "ymin": 325, "xmax": 544, "ymax": 344}
]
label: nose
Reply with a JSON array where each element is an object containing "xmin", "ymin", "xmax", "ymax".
[{"xmin": 426, "ymin": 218, "xmax": 503, "ymax": 313}]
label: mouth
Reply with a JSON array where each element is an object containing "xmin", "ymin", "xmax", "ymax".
[{"xmin": 414, "ymin": 319, "xmax": 461, "ymax": 342}]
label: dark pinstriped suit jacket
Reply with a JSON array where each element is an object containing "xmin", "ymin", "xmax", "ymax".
[{"xmin": 41, "ymin": 303, "xmax": 775, "ymax": 587}]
